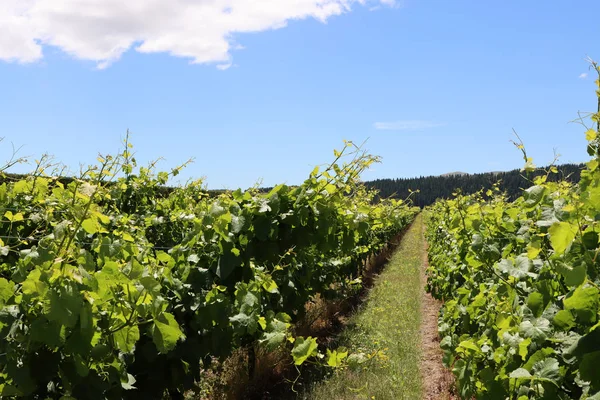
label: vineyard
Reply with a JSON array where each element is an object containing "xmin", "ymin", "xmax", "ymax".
[
  {"xmin": 425, "ymin": 64, "xmax": 600, "ymax": 399},
  {"xmin": 1, "ymin": 71, "xmax": 599, "ymax": 400},
  {"xmin": 0, "ymin": 140, "xmax": 417, "ymax": 398}
]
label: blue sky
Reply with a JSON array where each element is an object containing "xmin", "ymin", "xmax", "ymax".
[{"xmin": 0, "ymin": 0, "xmax": 598, "ymax": 189}]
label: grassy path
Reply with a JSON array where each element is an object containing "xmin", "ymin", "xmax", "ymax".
[{"xmin": 306, "ymin": 215, "xmax": 426, "ymax": 400}]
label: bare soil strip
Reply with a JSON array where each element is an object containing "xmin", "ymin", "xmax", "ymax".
[{"xmin": 420, "ymin": 221, "xmax": 456, "ymax": 400}]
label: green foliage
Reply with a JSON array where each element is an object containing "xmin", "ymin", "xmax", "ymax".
[
  {"xmin": 0, "ymin": 138, "xmax": 416, "ymax": 399},
  {"xmin": 292, "ymin": 336, "xmax": 319, "ymax": 365},
  {"xmin": 425, "ymin": 62, "xmax": 600, "ymax": 399}
]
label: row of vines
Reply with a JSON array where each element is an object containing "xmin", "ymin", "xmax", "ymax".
[
  {"xmin": 0, "ymin": 140, "xmax": 417, "ymax": 399},
  {"xmin": 426, "ymin": 63, "xmax": 600, "ymax": 399}
]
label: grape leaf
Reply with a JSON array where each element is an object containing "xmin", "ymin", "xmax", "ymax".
[{"xmin": 152, "ymin": 312, "xmax": 184, "ymax": 353}]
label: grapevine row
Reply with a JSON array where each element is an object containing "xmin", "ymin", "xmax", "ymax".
[
  {"xmin": 0, "ymin": 141, "xmax": 417, "ymax": 399},
  {"xmin": 425, "ymin": 64, "xmax": 600, "ymax": 399}
]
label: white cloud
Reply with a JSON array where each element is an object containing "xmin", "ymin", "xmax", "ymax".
[
  {"xmin": 370, "ymin": 0, "xmax": 400, "ymax": 11},
  {"xmin": 0, "ymin": 0, "xmax": 397, "ymax": 68},
  {"xmin": 216, "ymin": 62, "xmax": 233, "ymax": 70},
  {"xmin": 374, "ymin": 120, "xmax": 445, "ymax": 131},
  {"xmin": 579, "ymin": 73, "xmax": 588, "ymax": 79}
]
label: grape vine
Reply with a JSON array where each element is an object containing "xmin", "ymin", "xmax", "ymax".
[
  {"xmin": 0, "ymin": 140, "xmax": 416, "ymax": 399},
  {"xmin": 426, "ymin": 61, "xmax": 600, "ymax": 399}
]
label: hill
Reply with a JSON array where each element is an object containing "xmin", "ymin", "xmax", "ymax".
[
  {"xmin": 439, "ymin": 171, "xmax": 469, "ymax": 177},
  {"xmin": 364, "ymin": 163, "xmax": 583, "ymax": 208}
]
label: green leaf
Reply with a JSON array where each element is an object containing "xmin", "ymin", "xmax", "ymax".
[
  {"xmin": 113, "ymin": 324, "xmax": 140, "ymax": 354},
  {"xmin": 209, "ymin": 202, "xmax": 226, "ymax": 217},
  {"xmin": 326, "ymin": 348, "xmax": 348, "ymax": 367},
  {"xmin": 524, "ymin": 348, "xmax": 555, "ymax": 370},
  {"xmin": 2, "ymin": 385, "xmax": 23, "ymax": 397},
  {"xmin": 527, "ymin": 239, "xmax": 542, "ymax": 259},
  {"xmin": 4, "ymin": 211, "xmax": 23, "ymax": 222},
  {"xmin": 548, "ymin": 221, "xmax": 577, "ymax": 255},
  {"xmin": 260, "ymin": 331, "xmax": 286, "ymax": 350},
  {"xmin": 81, "ymin": 218, "xmax": 98, "ymax": 234},
  {"xmin": 582, "ymin": 231, "xmax": 599, "ymax": 249},
  {"xmin": 46, "ymin": 283, "xmax": 83, "ymax": 328},
  {"xmin": 122, "ymin": 232, "xmax": 135, "ymax": 242},
  {"xmin": 523, "ymin": 186, "xmax": 545, "ymax": 208},
  {"xmin": 65, "ymin": 303, "xmax": 95, "ymax": 354},
  {"xmin": 257, "ymin": 316, "xmax": 267, "ymax": 330},
  {"xmin": 527, "ymin": 292, "xmax": 545, "ymax": 317},
  {"xmin": 509, "ymin": 368, "xmax": 531, "ymax": 379},
  {"xmin": 231, "ymin": 215, "xmax": 245, "ymax": 234},
  {"xmin": 157, "ymin": 171, "xmax": 169, "ymax": 184},
  {"xmin": 532, "ymin": 357, "xmax": 560, "ymax": 382},
  {"xmin": 152, "ymin": 312, "xmax": 184, "ymax": 353},
  {"xmin": 262, "ymin": 279, "xmax": 278, "ymax": 294},
  {"xmin": 519, "ymin": 318, "xmax": 551, "ymax": 341},
  {"xmin": 30, "ymin": 318, "xmax": 66, "ymax": 347},
  {"xmin": 292, "ymin": 336, "xmax": 318, "ymax": 365},
  {"xmin": 519, "ymin": 338, "xmax": 531, "ymax": 361},
  {"xmin": 22, "ymin": 269, "xmax": 47, "ymax": 297},
  {"xmin": 458, "ymin": 340, "xmax": 480, "ymax": 353},
  {"xmin": 156, "ymin": 251, "xmax": 173, "ymax": 264},
  {"xmin": 498, "ymin": 256, "xmax": 534, "ymax": 279},
  {"xmin": 236, "ymin": 288, "xmax": 259, "ymax": 315},
  {"xmin": 140, "ymin": 276, "xmax": 161, "ymax": 294},
  {"xmin": 587, "ymin": 391, "xmax": 600, "ymax": 400},
  {"xmin": 73, "ymin": 354, "xmax": 89, "ymax": 377},
  {"xmin": 580, "ymin": 351, "xmax": 600, "ymax": 386},
  {"xmin": 93, "ymin": 211, "xmax": 111, "ymax": 225},
  {"xmin": 564, "ymin": 286, "xmax": 599, "ymax": 323},
  {"xmin": 0, "ymin": 278, "xmax": 15, "ymax": 305},
  {"xmin": 77, "ymin": 249, "xmax": 96, "ymax": 272},
  {"xmin": 559, "ymin": 262, "xmax": 587, "ymax": 287},
  {"xmin": 216, "ymin": 242, "xmax": 241, "ymax": 280},
  {"xmin": 553, "ymin": 310, "xmax": 576, "ymax": 331},
  {"xmin": 259, "ymin": 312, "xmax": 290, "ymax": 351},
  {"xmin": 230, "ymin": 312, "xmax": 258, "ymax": 334}
]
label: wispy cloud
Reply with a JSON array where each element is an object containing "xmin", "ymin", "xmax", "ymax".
[
  {"xmin": 216, "ymin": 62, "xmax": 233, "ymax": 71},
  {"xmin": 0, "ymin": 0, "xmax": 398, "ymax": 69},
  {"xmin": 579, "ymin": 73, "xmax": 588, "ymax": 79},
  {"xmin": 370, "ymin": 0, "xmax": 400, "ymax": 10},
  {"xmin": 373, "ymin": 120, "xmax": 446, "ymax": 131}
]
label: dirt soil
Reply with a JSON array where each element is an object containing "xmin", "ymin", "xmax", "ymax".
[{"xmin": 420, "ymin": 230, "xmax": 457, "ymax": 400}]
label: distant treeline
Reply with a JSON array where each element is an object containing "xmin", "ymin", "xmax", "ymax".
[
  {"xmin": 0, "ymin": 163, "xmax": 584, "ymax": 209},
  {"xmin": 364, "ymin": 163, "xmax": 584, "ymax": 208}
]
